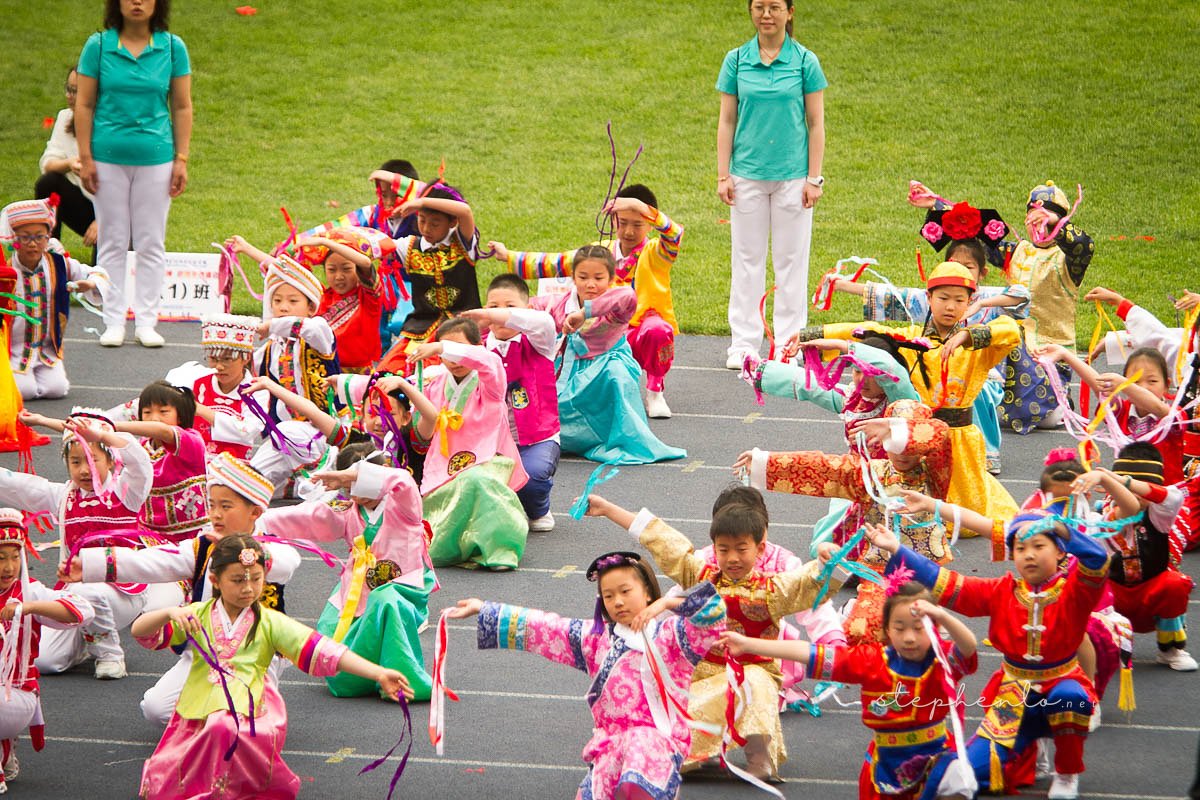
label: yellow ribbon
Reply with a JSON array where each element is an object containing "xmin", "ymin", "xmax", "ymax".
[
  {"xmin": 1175, "ymin": 306, "xmax": 1200, "ymax": 384},
  {"xmin": 1078, "ymin": 368, "xmax": 1142, "ymax": 469},
  {"xmin": 434, "ymin": 408, "xmax": 464, "ymax": 457},
  {"xmin": 332, "ymin": 534, "xmax": 376, "ymax": 642},
  {"xmin": 1087, "ymin": 301, "xmax": 1126, "ymax": 364}
]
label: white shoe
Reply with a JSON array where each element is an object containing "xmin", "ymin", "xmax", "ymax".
[
  {"xmin": 99, "ymin": 325, "xmax": 125, "ymax": 347},
  {"xmin": 528, "ymin": 512, "xmax": 555, "ymax": 533},
  {"xmin": 94, "ymin": 658, "xmax": 127, "ymax": 680},
  {"xmin": 135, "ymin": 326, "xmax": 165, "ymax": 348},
  {"xmin": 726, "ymin": 350, "xmax": 754, "ymax": 370},
  {"xmin": 645, "ymin": 391, "xmax": 672, "ymax": 419},
  {"xmin": 1088, "ymin": 703, "xmax": 1102, "ymax": 732},
  {"xmin": 2, "ymin": 747, "xmax": 17, "ymax": 781},
  {"xmin": 1035, "ymin": 738, "xmax": 1053, "ymax": 779},
  {"xmin": 1157, "ymin": 648, "xmax": 1199, "ymax": 671},
  {"xmin": 1047, "ymin": 773, "xmax": 1079, "ymax": 800}
]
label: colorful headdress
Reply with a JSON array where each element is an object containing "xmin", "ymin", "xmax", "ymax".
[
  {"xmin": 1003, "ymin": 509, "xmax": 1071, "ymax": 556},
  {"xmin": 1, "ymin": 197, "xmax": 57, "ymax": 233},
  {"xmin": 0, "ymin": 507, "xmax": 28, "ymax": 548},
  {"xmin": 924, "ymin": 262, "xmax": 977, "ymax": 293},
  {"xmin": 1112, "ymin": 454, "xmax": 1165, "ymax": 486},
  {"xmin": 920, "ymin": 201, "xmax": 1008, "ymax": 252},
  {"xmin": 61, "ymin": 407, "xmax": 115, "ymax": 446},
  {"xmin": 1044, "ymin": 448, "xmax": 1080, "ymax": 467},
  {"xmin": 207, "ymin": 453, "xmax": 274, "ymax": 510},
  {"xmin": 263, "ymin": 253, "xmax": 323, "ymax": 315},
  {"xmin": 586, "ymin": 551, "xmax": 648, "ymax": 634},
  {"xmin": 201, "ymin": 313, "xmax": 258, "ymax": 357},
  {"xmin": 1028, "ymin": 180, "xmax": 1071, "ymax": 217},
  {"xmin": 297, "ymin": 226, "xmax": 394, "ymax": 269}
]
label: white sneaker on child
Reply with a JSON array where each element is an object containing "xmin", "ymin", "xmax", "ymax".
[
  {"xmin": 95, "ymin": 658, "xmax": 127, "ymax": 680},
  {"xmin": 1048, "ymin": 773, "xmax": 1079, "ymax": 800},
  {"xmin": 645, "ymin": 391, "xmax": 672, "ymax": 419},
  {"xmin": 528, "ymin": 512, "xmax": 555, "ymax": 533},
  {"xmin": 99, "ymin": 325, "xmax": 125, "ymax": 347},
  {"xmin": 1156, "ymin": 648, "xmax": 1199, "ymax": 671}
]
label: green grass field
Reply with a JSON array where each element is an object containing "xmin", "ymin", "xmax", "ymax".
[{"xmin": 2, "ymin": 1, "xmax": 1197, "ymax": 345}]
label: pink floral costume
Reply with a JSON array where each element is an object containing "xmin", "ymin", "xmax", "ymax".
[
  {"xmin": 136, "ymin": 599, "xmax": 348, "ymax": 800},
  {"xmin": 477, "ymin": 582, "xmax": 726, "ymax": 800}
]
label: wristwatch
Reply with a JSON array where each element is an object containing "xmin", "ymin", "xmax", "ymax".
[{"xmin": 806, "ymin": 175, "xmax": 825, "ymax": 188}]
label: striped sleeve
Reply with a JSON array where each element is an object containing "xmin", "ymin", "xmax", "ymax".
[
  {"xmin": 647, "ymin": 208, "xmax": 683, "ymax": 264},
  {"xmin": 508, "ymin": 250, "xmax": 575, "ymax": 280}
]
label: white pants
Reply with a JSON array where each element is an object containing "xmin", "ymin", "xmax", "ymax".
[
  {"xmin": 0, "ymin": 688, "xmax": 37, "ymax": 740},
  {"xmin": 13, "ymin": 361, "xmax": 69, "ymax": 400},
  {"xmin": 94, "ymin": 160, "xmax": 174, "ymax": 329},
  {"xmin": 36, "ymin": 580, "xmax": 184, "ymax": 671},
  {"xmin": 141, "ymin": 649, "xmax": 288, "ymax": 725},
  {"xmin": 727, "ymin": 175, "xmax": 814, "ymax": 355},
  {"xmin": 250, "ymin": 420, "xmax": 330, "ymax": 499}
]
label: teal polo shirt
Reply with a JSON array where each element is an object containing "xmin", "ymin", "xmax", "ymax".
[
  {"xmin": 78, "ymin": 28, "xmax": 191, "ymax": 166},
  {"xmin": 716, "ymin": 37, "xmax": 827, "ymax": 182}
]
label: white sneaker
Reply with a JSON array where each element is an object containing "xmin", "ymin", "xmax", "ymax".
[
  {"xmin": 99, "ymin": 325, "xmax": 125, "ymax": 347},
  {"xmin": 726, "ymin": 350, "xmax": 754, "ymax": 370},
  {"xmin": 645, "ymin": 391, "xmax": 672, "ymax": 419},
  {"xmin": 1035, "ymin": 738, "xmax": 1053, "ymax": 780},
  {"xmin": 94, "ymin": 658, "xmax": 127, "ymax": 680},
  {"xmin": 1047, "ymin": 773, "xmax": 1079, "ymax": 800},
  {"xmin": 1157, "ymin": 648, "xmax": 1199, "ymax": 671},
  {"xmin": 135, "ymin": 326, "xmax": 165, "ymax": 348},
  {"xmin": 1088, "ymin": 703, "xmax": 1102, "ymax": 732},
  {"xmin": 528, "ymin": 512, "xmax": 555, "ymax": 533}
]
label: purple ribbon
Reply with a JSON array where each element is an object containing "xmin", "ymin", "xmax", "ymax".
[
  {"xmin": 238, "ymin": 386, "xmax": 321, "ymax": 458},
  {"xmin": 358, "ymin": 689, "xmax": 413, "ymax": 800},
  {"xmin": 254, "ymin": 534, "xmax": 344, "ymax": 571},
  {"xmin": 185, "ymin": 623, "xmax": 256, "ymax": 761}
]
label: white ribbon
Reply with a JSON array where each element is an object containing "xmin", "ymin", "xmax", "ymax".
[{"xmin": 921, "ymin": 615, "xmax": 972, "ymax": 789}]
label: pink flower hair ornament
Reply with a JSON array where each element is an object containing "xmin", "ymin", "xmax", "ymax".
[{"xmin": 884, "ymin": 565, "xmax": 916, "ymax": 597}]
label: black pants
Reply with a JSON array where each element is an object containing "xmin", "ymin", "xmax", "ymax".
[{"xmin": 34, "ymin": 171, "xmax": 96, "ymax": 262}]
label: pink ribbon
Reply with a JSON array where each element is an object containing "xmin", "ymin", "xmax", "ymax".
[{"xmin": 1029, "ymin": 184, "xmax": 1083, "ymax": 246}]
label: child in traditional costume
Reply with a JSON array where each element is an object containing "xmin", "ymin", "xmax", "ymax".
[
  {"xmin": 494, "ymin": 186, "xmax": 684, "ymax": 419},
  {"xmin": 301, "ymin": 227, "xmax": 390, "ymax": 373},
  {"xmin": 9, "ymin": 409, "xmax": 183, "ymax": 680},
  {"xmin": 462, "ymin": 273, "xmax": 561, "ymax": 532},
  {"xmin": 743, "ymin": 333, "xmax": 921, "ymax": 557},
  {"xmin": 407, "ymin": 318, "xmax": 530, "ymax": 571},
  {"xmin": 186, "ymin": 314, "xmax": 264, "ymax": 459},
  {"xmin": 258, "ymin": 453, "xmax": 437, "ymax": 701},
  {"xmin": 63, "ymin": 453, "xmax": 300, "ymax": 724},
  {"xmin": 531, "ymin": 245, "xmax": 685, "ymax": 464},
  {"xmin": 872, "ymin": 504, "xmax": 1110, "ymax": 800},
  {"xmin": 225, "ymin": 236, "xmax": 338, "ymax": 495},
  {"xmin": 586, "ymin": 495, "xmax": 837, "ymax": 782},
  {"xmin": 721, "ymin": 571, "xmax": 979, "ymax": 800},
  {"xmin": 909, "ymin": 179, "xmax": 1095, "ymax": 357},
  {"xmin": 0, "ymin": 197, "xmax": 108, "ymax": 400},
  {"xmin": 735, "ymin": 398, "xmax": 952, "ymax": 645},
  {"xmin": 0, "ymin": 508, "xmax": 94, "ymax": 794},
  {"xmin": 378, "ymin": 186, "xmax": 482, "ymax": 370},
  {"xmin": 448, "ymin": 550, "xmax": 726, "ymax": 800},
  {"xmin": 791, "ymin": 262, "xmax": 1020, "ymax": 520},
  {"xmin": 132, "ymin": 535, "xmax": 411, "ymax": 800}
]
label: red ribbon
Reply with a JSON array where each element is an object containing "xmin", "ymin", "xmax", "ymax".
[
  {"xmin": 428, "ymin": 609, "xmax": 460, "ymax": 754},
  {"xmin": 759, "ymin": 286, "xmax": 779, "ymax": 361}
]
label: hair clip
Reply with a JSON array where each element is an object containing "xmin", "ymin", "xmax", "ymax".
[{"xmin": 238, "ymin": 548, "xmax": 258, "ymax": 566}]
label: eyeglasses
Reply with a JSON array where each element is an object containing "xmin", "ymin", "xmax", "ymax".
[
  {"xmin": 751, "ymin": 4, "xmax": 789, "ymax": 15},
  {"xmin": 15, "ymin": 234, "xmax": 50, "ymax": 244}
]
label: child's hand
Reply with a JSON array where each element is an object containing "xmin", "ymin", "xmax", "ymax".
[
  {"xmin": 65, "ymin": 417, "xmax": 102, "ymax": 444},
  {"xmin": 1084, "ymin": 286, "xmax": 1125, "ymax": 307},
  {"xmin": 312, "ymin": 468, "xmax": 357, "ymax": 492},
  {"xmin": 255, "ymin": 321, "xmax": 271, "ymax": 338},
  {"xmin": 445, "ymin": 598, "xmax": 483, "ymax": 619},
  {"xmin": 395, "ymin": 198, "xmax": 423, "ymax": 218},
  {"xmin": 816, "ymin": 541, "xmax": 838, "ymax": 564},
  {"xmin": 963, "ymin": 300, "xmax": 983, "ymax": 321},
  {"xmin": 69, "ymin": 279, "xmax": 96, "ymax": 294},
  {"xmin": 906, "ymin": 180, "xmax": 938, "ymax": 208},
  {"xmin": 848, "ymin": 417, "xmax": 891, "ymax": 449},
  {"xmin": 583, "ymin": 494, "xmax": 612, "ymax": 518},
  {"xmin": 629, "ymin": 596, "xmax": 682, "ymax": 632},
  {"xmin": 487, "ymin": 241, "xmax": 510, "ymax": 262},
  {"xmin": 18, "ymin": 410, "xmax": 46, "ymax": 428},
  {"xmin": 377, "ymin": 668, "xmax": 414, "ymax": 702},
  {"xmin": 408, "ymin": 342, "xmax": 442, "ymax": 364},
  {"xmin": 1174, "ymin": 290, "xmax": 1200, "ymax": 311},
  {"xmin": 604, "ymin": 196, "xmax": 650, "ymax": 218},
  {"xmin": 1032, "ymin": 343, "xmax": 1068, "ymax": 363},
  {"xmin": 58, "ymin": 558, "xmax": 84, "ymax": 583},
  {"xmin": 718, "ymin": 630, "xmax": 753, "ymax": 657},
  {"xmin": 896, "ymin": 489, "xmax": 936, "ymax": 516},
  {"xmin": 224, "ymin": 235, "xmax": 249, "ymax": 254},
  {"xmin": 862, "ymin": 522, "xmax": 901, "ymax": 554},
  {"xmin": 167, "ymin": 605, "xmax": 204, "ymax": 636},
  {"xmin": 242, "ymin": 375, "xmax": 277, "ymax": 395},
  {"xmin": 908, "ymin": 598, "xmax": 943, "ymax": 622},
  {"xmin": 374, "ymin": 375, "xmax": 417, "ymax": 397},
  {"xmin": 0, "ymin": 601, "xmax": 22, "ymax": 622},
  {"xmin": 940, "ymin": 330, "xmax": 969, "ymax": 365},
  {"xmin": 563, "ymin": 310, "xmax": 586, "ymax": 335},
  {"xmin": 459, "ymin": 308, "xmax": 494, "ymax": 325},
  {"xmin": 1070, "ymin": 469, "xmax": 1105, "ymax": 497},
  {"xmin": 731, "ymin": 450, "xmax": 754, "ymax": 477},
  {"xmin": 1095, "ymin": 372, "xmax": 1126, "ymax": 395}
]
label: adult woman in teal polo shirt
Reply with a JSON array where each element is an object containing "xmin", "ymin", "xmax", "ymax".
[
  {"xmin": 75, "ymin": 0, "xmax": 192, "ymax": 348},
  {"xmin": 717, "ymin": 0, "xmax": 826, "ymax": 369}
]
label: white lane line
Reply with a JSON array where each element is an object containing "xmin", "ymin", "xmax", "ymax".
[{"xmin": 64, "ymin": 337, "xmax": 201, "ymax": 349}]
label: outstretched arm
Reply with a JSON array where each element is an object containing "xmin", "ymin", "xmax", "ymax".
[{"xmin": 718, "ymin": 630, "xmax": 812, "ymax": 663}]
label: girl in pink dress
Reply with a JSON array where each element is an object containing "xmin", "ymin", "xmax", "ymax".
[
  {"xmin": 132, "ymin": 535, "xmax": 412, "ymax": 800},
  {"xmin": 448, "ymin": 551, "xmax": 727, "ymax": 800}
]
